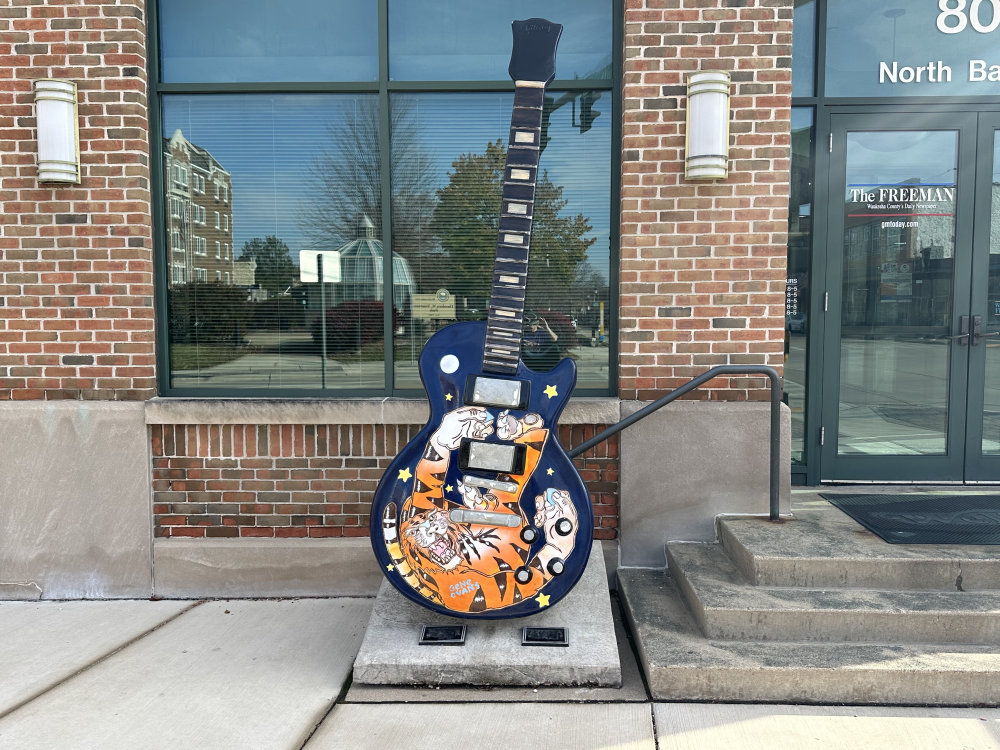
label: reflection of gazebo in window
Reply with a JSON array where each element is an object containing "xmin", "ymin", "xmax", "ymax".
[{"xmin": 330, "ymin": 216, "xmax": 414, "ymax": 312}]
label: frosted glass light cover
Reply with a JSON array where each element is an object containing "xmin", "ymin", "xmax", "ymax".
[
  {"xmin": 34, "ymin": 79, "xmax": 79, "ymax": 183},
  {"xmin": 685, "ymin": 71, "xmax": 730, "ymax": 180}
]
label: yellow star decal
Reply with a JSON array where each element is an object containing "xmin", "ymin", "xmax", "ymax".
[
  {"xmin": 546, "ymin": 467, "xmax": 554, "ymax": 476},
  {"xmin": 535, "ymin": 593, "xmax": 551, "ymax": 608},
  {"xmin": 398, "ymin": 467, "xmax": 412, "ymax": 482},
  {"xmin": 544, "ymin": 384, "xmax": 558, "ymax": 398},
  {"xmin": 445, "ymin": 393, "xmax": 453, "ymax": 401},
  {"xmin": 386, "ymin": 563, "xmax": 394, "ymax": 572},
  {"xmin": 445, "ymin": 484, "xmax": 454, "ymax": 493}
]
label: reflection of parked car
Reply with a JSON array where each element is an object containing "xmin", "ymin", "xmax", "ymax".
[{"xmin": 786, "ymin": 313, "xmax": 807, "ymax": 333}]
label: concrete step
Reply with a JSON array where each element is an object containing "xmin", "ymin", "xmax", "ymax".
[
  {"xmin": 718, "ymin": 505, "xmax": 1000, "ymax": 592},
  {"xmin": 667, "ymin": 541, "xmax": 1000, "ymax": 645},
  {"xmin": 618, "ymin": 567, "xmax": 1000, "ymax": 705}
]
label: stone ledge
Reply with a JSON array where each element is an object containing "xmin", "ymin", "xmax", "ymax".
[
  {"xmin": 353, "ymin": 542, "xmax": 621, "ymax": 687},
  {"xmin": 144, "ymin": 396, "xmax": 621, "ymax": 425},
  {"xmin": 152, "ymin": 538, "xmax": 382, "ymax": 598}
]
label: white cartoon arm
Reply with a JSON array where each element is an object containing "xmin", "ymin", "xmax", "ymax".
[
  {"xmin": 431, "ymin": 406, "xmax": 495, "ymax": 453},
  {"xmin": 532, "ymin": 488, "xmax": 579, "ymax": 569}
]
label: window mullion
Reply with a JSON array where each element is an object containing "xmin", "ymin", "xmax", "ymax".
[{"xmin": 378, "ymin": 0, "xmax": 394, "ymax": 394}]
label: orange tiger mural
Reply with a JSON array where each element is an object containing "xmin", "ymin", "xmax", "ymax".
[{"xmin": 381, "ymin": 405, "xmax": 579, "ymax": 614}]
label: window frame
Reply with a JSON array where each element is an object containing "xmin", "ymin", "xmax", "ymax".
[{"xmin": 149, "ymin": 0, "xmax": 621, "ymax": 398}]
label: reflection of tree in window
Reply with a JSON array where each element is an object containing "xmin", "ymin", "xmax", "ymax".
[
  {"xmin": 432, "ymin": 139, "xmax": 594, "ymax": 315},
  {"xmin": 302, "ymin": 98, "xmax": 439, "ymax": 292},
  {"xmin": 237, "ymin": 236, "xmax": 297, "ymax": 298}
]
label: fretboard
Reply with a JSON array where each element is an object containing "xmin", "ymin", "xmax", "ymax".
[{"xmin": 482, "ymin": 83, "xmax": 546, "ymax": 375}]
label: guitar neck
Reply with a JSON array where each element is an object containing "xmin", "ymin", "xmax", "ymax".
[{"xmin": 482, "ymin": 83, "xmax": 547, "ymax": 375}]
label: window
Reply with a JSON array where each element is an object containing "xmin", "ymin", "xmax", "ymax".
[{"xmin": 156, "ymin": 0, "xmax": 616, "ymax": 396}]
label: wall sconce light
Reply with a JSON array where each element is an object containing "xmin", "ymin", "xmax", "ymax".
[
  {"xmin": 685, "ymin": 71, "xmax": 731, "ymax": 181},
  {"xmin": 33, "ymin": 79, "xmax": 80, "ymax": 184}
]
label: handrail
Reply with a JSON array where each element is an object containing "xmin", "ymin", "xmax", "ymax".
[{"xmin": 568, "ymin": 365, "xmax": 783, "ymax": 521}]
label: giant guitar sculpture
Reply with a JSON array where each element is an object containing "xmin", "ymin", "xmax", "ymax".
[{"xmin": 370, "ymin": 18, "xmax": 592, "ymax": 619}]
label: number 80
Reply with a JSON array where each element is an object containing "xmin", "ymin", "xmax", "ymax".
[{"xmin": 937, "ymin": 0, "xmax": 1000, "ymax": 33}]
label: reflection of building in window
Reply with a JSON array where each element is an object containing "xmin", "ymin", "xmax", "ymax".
[
  {"xmin": 304, "ymin": 215, "xmax": 415, "ymax": 322},
  {"xmin": 163, "ymin": 129, "xmax": 235, "ymax": 287}
]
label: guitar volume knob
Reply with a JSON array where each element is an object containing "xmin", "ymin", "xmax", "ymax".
[
  {"xmin": 520, "ymin": 526, "xmax": 539, "ymax": 544},
  {"xmin": 514, "ymin": 566, "xmax": 533, "ymax": 584},
  {"xmin": 547, "ymin": 557, "xmax": 565, "ymax": 576},
  {"xmin": 554, "ymin": 518, "xmax": 574, "ymax": 536}
]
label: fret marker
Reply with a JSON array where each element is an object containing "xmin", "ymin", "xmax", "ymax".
[
  {"xmin": 503, "ymin": 233, "xmax": 524, "ymax": 245},
  {"xmin": 514, "ymin": 131, "xmax": 535, "ymax": 143},
  {"xmin": 510, "ymin": 168, "xmax": 531, "ymax": 180},
  {"xmin": 506, "ymin": 202, "xmax": 528, "ymax": 215},
  {"xmin": 496, "ymin": 310, "xmax": 516, "ymax": 318},
  {"xmin": 499, "ymin": 275, "xmax": 519, "ymax": 284}
]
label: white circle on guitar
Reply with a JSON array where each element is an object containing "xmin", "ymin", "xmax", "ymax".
[{"xmin": 440, "ymin": 354, "xmax": 459, "ymax": 374}]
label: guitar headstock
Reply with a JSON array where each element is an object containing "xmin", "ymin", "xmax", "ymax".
[{"xmin": 508, "ymin": 18, "xmax": 562, "ymax": 85}]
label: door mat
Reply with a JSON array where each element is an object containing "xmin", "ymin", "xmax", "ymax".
[{"xmin": 821, "ymin": 494, "xmax": 1000, "ymax": 545}]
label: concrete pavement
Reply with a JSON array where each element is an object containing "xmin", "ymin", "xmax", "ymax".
[{"xmin": 1, "ymin": 597, "xmax": 999, "ymax": 749}]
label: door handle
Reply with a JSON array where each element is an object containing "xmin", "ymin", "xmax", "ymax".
[
  {"xmin": 972, "ymin": 314, "xmax": 1000, "ymax": 346},
  {"xmin": 948, "ymin": 315, "xmax": 970, "ymax": 345}
]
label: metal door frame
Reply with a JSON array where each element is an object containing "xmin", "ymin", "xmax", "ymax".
[{"xmin": 820, "ymin": 110, "xmax": 979, "ymax": 482}]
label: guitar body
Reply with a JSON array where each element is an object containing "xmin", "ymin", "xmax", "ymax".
[{"xmin": 371, "ymin": 321, "xmax": 592, "ymax": 619}]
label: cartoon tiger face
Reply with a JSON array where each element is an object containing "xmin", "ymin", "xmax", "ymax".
[{"xmin": 401, "ymin": 509, "xmax": 463, "ymax": 572}]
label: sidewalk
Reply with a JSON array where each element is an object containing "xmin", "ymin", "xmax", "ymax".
[{"xmin": 0, "ymin": 598, "xmax": 998, "ymax": 749}]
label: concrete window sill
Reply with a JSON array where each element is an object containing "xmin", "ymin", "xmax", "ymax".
[{"xmin": 144, "ymin": 396, "xmax": 622, "ymax": 425}]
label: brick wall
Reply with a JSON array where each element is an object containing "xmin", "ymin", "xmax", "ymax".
[
  {"xmin": 152, "ymin": 423, "xmax": 619, "ymax": 541},
  {"xmin": 0, "ymin": 0, "xmax": 154, "ymax": 401},
  {"xmin": 619, "ymin": 0, "xmax": 792, "ymax": 401}
]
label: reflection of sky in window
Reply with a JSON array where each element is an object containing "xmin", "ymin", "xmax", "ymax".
[
  {"xmin": 845, "ymin": 131, "xmax": 957, "ymax": 191},
  {"xmin": 389, "ymin": 0, "xmax": 611, "ymax": 81},
  {"xmin": 159, "ymin": 0, "xmax": 377, "ymax": 82},
  {"xmin": 792, "ymin": 0, "xmax": 815, "ymax": 97},
  {"xmin": 792, "ymin": 107, "xmax": 812, "ymax": 133},
  {"xmin": 162, "ymin": 92, "xmax": 610, "ymax": 275},
  {"xmin": 826, "ymin": 1, "xmax": 1000, "ymax": 97}
]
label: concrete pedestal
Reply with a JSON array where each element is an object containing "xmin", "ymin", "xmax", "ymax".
[{"xmin": 352, "ymin": 542, "xmax": 621, "ymax": 687}]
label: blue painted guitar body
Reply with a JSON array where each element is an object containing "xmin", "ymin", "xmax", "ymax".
[{"xmin": 370, "ymin": 321, "xmax": 593, "ymax": 619}]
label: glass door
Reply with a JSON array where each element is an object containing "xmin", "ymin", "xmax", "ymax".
[
  {"xmin": 965, "ymin": 114, "xmax": 1000, "ymax": 481},
  {"xmin": 823, "ymin": 113, "xmax": 978, "ymax": 481}
]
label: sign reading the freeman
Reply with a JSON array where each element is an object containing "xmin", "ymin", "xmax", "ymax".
[{"xmin": 848, "ymin": 186, "xmax": 956, "ymax": 204}]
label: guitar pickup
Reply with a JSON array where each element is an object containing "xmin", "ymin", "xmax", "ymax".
[
  {"xmin": 462, "ymin": 475, "xmax": 519, "ymax": 494},
  {"xmin": 448, "ymin": 508, "xmax": 521, "ymax": 528},
  {"xmin": 465, "ymin": 375, "xmax": 529, "ymax": 409},
  {"xmin": 459, "ymin": 439, "xmax": 526, "ymax": 475}
]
